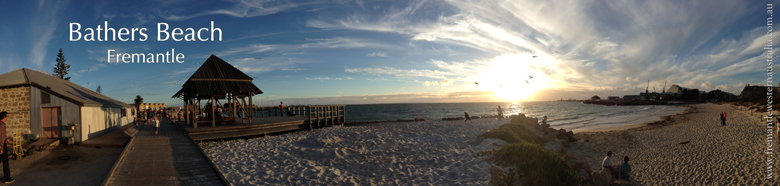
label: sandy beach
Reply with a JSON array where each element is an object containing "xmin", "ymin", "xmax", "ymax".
[
  {"xmin": 200, "ymin": 119, "xmax": 511, "ymax": 185},
  {"xmin": 571, "ymin": 103, "xmax": 774, "ymax": 185}
]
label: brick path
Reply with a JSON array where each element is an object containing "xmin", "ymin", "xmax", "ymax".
[{"xmin": 105, "ymin": 117, "xmax": 224, "ymax": 186}]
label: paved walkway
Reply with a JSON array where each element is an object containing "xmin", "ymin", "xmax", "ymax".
[{"xmin": 105, "ymin": 117, "xmax": 225, "ymax": 186}]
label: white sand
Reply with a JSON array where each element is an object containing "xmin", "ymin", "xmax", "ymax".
[
  {"xmin": 200, "ymin": 119, "xmax": 511, "ymax": 185},
  {"xmin": 573, "ymin": 103, "xmax": 775, "ymax": 185}
]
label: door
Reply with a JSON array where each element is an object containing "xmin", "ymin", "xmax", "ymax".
[{"xmin": 41, "ymin": 107, "xmax": 62, "ymax": 138}]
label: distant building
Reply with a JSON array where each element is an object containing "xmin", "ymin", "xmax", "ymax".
[
  {"xmin": 607, "ymin": 96, "xmax": 620, "ymax": 101},
  {"xmin": 622, "ymin": 95, "xmax": 641, "ymax": 101},
  {"xmin": 138, "ymin": 103, "xmax": 167, "ymax": 110},
  {"xmin": 0, "ymin": 68, "xmax": 134, "ymax": 143}
]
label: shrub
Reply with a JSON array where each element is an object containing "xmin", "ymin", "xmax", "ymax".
[
  {"xmin": 478, "ymin": 123, "xmax": 540, "ymax": 144},
  {"xmin": 478, "ymin": 143, "xmax": 583, "ymax": 186}
]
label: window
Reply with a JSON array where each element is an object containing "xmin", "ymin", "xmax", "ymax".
[
  {"xmin": 41, "ymin": 91, "xmax": 51, "ymax": 104},
  {"xmin": 122, "ymin": 109, "xmax": 127, "ymax": 117}
]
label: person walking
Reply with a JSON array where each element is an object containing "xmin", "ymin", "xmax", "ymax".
[
  {"xmin": 722, "ymin": 112, "xmax": 727, "ymax": 126},
  {"xmin": 0, "ymin": 112, "xmax": 14, "ymax": 183},
  {"xmin": 497, "ymin": 106, "xmax": 504, "ymax": 121},
  {"xmin": 720, "ymin": 112, "xmax": 725, "ymax": 126},
  {"xmin": 153, "ymin": 116, "xmax": 160, "ymax": 136},
  {"xmin": 464, "ymin": 112, "xmax": 472, "ymax": 123},
  {"xmin": 280, "ymin": 101, "xmax": 285, "ymax": 116}
]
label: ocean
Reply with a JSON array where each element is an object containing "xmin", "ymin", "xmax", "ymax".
[{"xmin": 343, "ymin": 102, "xmax": 686, "ymax": 132}]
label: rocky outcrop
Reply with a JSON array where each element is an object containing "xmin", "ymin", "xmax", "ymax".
[
  {"xmin": 610, "ymin": 178, "xmax": 640, "ymax": 186},
  {"xmin": 490, "ymin": 164, "xmax": 509, "ymax": 186},
  {"xmin": 739, "ymin": 85, "xmax": 780, "ymax": 103},
  {"xmin": 592, "ymin": 168, "xmax": 612, "ymax": 186}
]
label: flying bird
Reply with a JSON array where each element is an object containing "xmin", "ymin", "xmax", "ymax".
[
  {"xmin": 525, "ymin": 80, "xmax": 530, "ymax": 84},
  {"xmin": 255, "ymin": 58, "xmax": 262, "ymax": 60},
  {"xmin": 295, "ymin": 62, "xmax": 301, "ymax": 65},
  {"xmin": 532, "ymin": 56, "xmax": 537, "ymax": 58},
  {"xmin": 87, "ymin": 67, "xmax": 90, "ymax": 71},
  {"xmin": 169, "ymin": 75, "xmax": 171, "ymax": 77},
  {"xmin": 475, "ymin": 82, "xmax": 479, "ymax": 85},
  {"xmin": 499, "ymin": 85, "xmax": 502, "ymax": 87}
]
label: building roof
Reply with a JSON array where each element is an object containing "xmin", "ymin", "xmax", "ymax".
[
  {"xmin": 0, "ymin": 68, "xmax": 132, "ymax": 108},
  {"xmin": 172, "ymin": 54, "xmax": 263, "ymax": 99}
]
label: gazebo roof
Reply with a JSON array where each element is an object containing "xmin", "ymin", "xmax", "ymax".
[{"xmin": 172, "ymin": 55, "xmax": 263, "ymax": 99}]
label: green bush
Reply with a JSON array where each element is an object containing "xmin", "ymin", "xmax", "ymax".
[
  {"xmin": 478, "ymin": 143, "xmax": 583, "ymax": 186},
  {"xmin": 478, "ymin": 123, "xmax": 540, "ymax": 144}
]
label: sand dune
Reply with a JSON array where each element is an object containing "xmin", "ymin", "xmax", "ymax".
[{"xmin": 200, "ymin": 119, "xmax": 510, "ymax": 185}]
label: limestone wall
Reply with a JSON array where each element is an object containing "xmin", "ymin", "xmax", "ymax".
[{"xmin": 0, "ymin": 86, "xmax": 31, "ymax": 133}]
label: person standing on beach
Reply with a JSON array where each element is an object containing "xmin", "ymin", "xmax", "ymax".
[
  {"xmin": 0, "ymin": 112, "xmax": 14, "ymax": 183},
  {"xmin": 497, "ymin": 106, "xmax": 504, "ymax": 121},
  {"xmin": 464, "ymin": 112, "xmax": 472, "ymax": 123},
  {"xmin": 722, "ymin": 112, "xmax": 727, "ymax": 125},
  {"xmin": 719, "ymin": 112, "xmax": 725, "ymax": 126}
]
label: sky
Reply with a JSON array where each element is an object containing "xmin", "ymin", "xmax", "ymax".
[{"xmin": 1, "ymin": 0, "xmax": 779, "ymax": 106}]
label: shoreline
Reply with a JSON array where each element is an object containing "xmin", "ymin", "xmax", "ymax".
[{"xmin": 574, "ymin": 104, "xmax": 695, "ymax": 133}]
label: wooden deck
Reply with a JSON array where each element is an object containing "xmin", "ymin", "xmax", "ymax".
[
  {"xmin": 182, "ymin": 116, "xmax": 310, "ymax": 141},
  {"xmin": 182, "ymin": 105, "xmax": 347, "ymax": 141},
  {"xmin": 103, "ymin": 117, "xmax": 229, "ymax": 186}
]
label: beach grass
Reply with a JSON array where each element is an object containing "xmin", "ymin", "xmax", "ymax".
[{"xmin": 477, "ymin": 121, "xmax": 583, "ymax": 185}]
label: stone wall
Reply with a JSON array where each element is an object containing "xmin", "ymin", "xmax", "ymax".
[{"xmin": 0, "ymin": 86, "xmax": 31, "ymax": 133}]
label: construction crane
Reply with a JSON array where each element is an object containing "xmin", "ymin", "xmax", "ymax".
[
  {"xmin": 662, "ymin": 81, "xmax": 667, "ymax": 93},
  {"xmin": 645, "ymin": 80, "xmax": 649, "ymax": 94}
]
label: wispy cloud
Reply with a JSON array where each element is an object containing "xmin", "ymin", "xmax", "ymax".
[
  {"xmin": 160, "ymin": 0, "xmax": 302, "ymax": 21},
  {"xmin": 345, "ymin": 66, "xmax": 452, "ymax": 79},
  {"xmin": 366, "ymin": 51, "xmax": 386, "ymax": 57}
]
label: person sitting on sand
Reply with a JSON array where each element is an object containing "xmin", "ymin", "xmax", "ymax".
[
  {"xmin": 464, "ymin": 112, "xmax": 472, "ymax": 123},
  {"xmin": 603, "ymin": 150, "xmax": 619, "ymax": 179},
  {"xmin": 619, "ymin": 156, "xmax": 631, "ymax": 179},
  {"xmin": 497, "ymin": 106, "xmax": 504, "ymax": 121}
]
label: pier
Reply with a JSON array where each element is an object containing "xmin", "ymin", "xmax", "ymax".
[{"xmin": 183, "ymin": 105, "xmax": 346, "ymax": 141}]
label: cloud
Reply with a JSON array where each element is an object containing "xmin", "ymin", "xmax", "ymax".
[
  {"xmin": 422, "ymin": 81, "xmax": 438, "ymax": 87},
  {"xmin": 366, "ymin": 52, "xmax": 387, "ymax": 57},
  {"xmin": 314, "ymin": 0, "xmax": 770, "ymax": 95},
  {"xmin": 160, "ymin": 0, "xmax": 302, "ymax": 21},
  {"xmin": 345, "ymin": 66, "xmax": 452, "ymax": 79}
]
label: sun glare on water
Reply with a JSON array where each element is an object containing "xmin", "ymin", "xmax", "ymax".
[{"xmin": 472, "ymin": 54, "xmax": 551, "ymax": 102}]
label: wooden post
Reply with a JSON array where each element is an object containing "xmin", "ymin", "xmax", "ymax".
[
  {"xmin": 211, "ymin": 96, "xmax": 216, "ymax": 127},
  {"xmin": 308, "ymin": 106, "xmax": 312, "ymax": 128},
  {"xmin": 249, "ymin": 93, "xmax": 253, "ymax": 123},
  {"xmin": 195, "ymin": 98, "xmax": 200, "ymax": 128},
  {"xmin": 232, "ymin": 94, "xmax": 236, "ymax": 120}
]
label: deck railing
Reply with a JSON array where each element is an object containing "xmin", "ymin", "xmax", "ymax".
[{"xmin": 251, "ymin": 105, "xmax": 346, "ymax": 127}]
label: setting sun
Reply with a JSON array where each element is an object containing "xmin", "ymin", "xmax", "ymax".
[{"xmin": 471, "ymin": 54, "xmax": 551, "ymax": 101}]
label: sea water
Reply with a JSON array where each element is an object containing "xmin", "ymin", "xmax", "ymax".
[{"xmin": 343, "ymin": 102, "xmax": 685, "ymax": 132}]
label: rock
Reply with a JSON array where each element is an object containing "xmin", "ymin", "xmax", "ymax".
[
  {"xmin": 578, "ymin": 169, "xmax": 592, "ymax": 184},
  {"xmin": 490, "ymin": 164, "xmax": 508, "ymax": 186},
  {"xmin": 610, "ymin": 178, "xmax": 639, "ymax": 186},
  {"xmin": 567, "ymin": 131, "xmax": 577, "ymax": 142},
  {"xmin": 472, "ymin": 116, "xmax": 481, "ymax": 119},
  {"xmin": 592, "ymin": 168, "xmax": 612, "ymax": 186},
  {"xmin": 456, "ymin": 117, "xmax": 464, "ymax": 120},
  {"xmin": 556, "ymin": 129, "xmax": 569, "ymax": 140},
  {"xmin": 566, "ymin": 154, "xmax": 591, "ymax": 175},
  {"xmin": 541, "ymin": 123, "xmax": 551, "ymax": 130},
  {"xmin": 541, "ymin": 132, "xmax": 557, "ymax": 143},
  {"xmin": 414, "ymin": 118, "xmax": 425, "ymax": 121},
  {"xmin": 543, "ymin": 140, "xmax": 566, "ymax": 154},
  {"xmin": 559, "ymin": 138, "xmax": 570, "ymax": 148}
]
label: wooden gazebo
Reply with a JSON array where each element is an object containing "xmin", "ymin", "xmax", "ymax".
[{"xmin": 172, "ymin": 54, "xmax": 263, "ymax": 128}]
